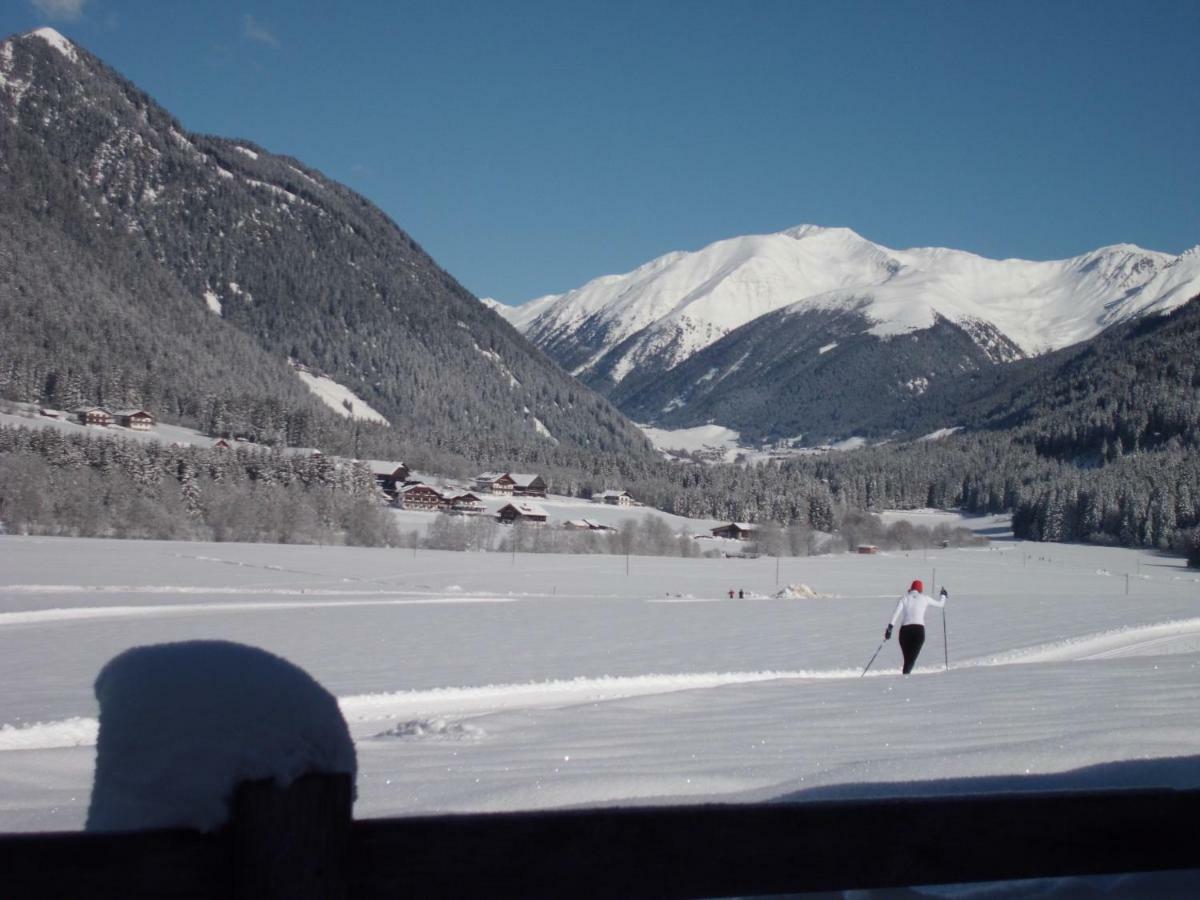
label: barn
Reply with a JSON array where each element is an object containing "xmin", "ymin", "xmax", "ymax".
[
  {"xmin": 711, "ymin": 522, "xmax": 757, "ymax": 541},
  {"xmin": 497, "ymin": 502, "xmax": 548, "ymax": 525}
]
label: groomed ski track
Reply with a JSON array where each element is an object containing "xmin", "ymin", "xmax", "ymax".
[{"xmin": 5, "ymin": 617, "xmax": 1199, "ymax": 753}]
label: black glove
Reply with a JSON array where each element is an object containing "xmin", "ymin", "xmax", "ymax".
[
  {"xmin": 884, "ymin": 624, "xmax": 893, "ymax": 641},
  {"xmin": 940, "ymin": 588, "xmax": 949, "ymax": 600}
]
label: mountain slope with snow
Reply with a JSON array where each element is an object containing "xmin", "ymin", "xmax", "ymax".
[
  {"xmin": 503, "ymin": 224, "xmax": 1199, "ymax": 441},
  {"xmin": 0, "ymin": 27, "xmax": 656, "ymax": 469},
  {"xmin": 506, "ymin": 225, "xmax": 1199, "ymax": 393}
]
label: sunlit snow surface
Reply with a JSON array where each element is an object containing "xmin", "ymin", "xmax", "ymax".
[
  {"xmin": 294, "ymin": 369, "xmax": 390, "ymax": 425},
  {"xmin": 1, "ymin": 532, "xmax": 1198, "ymax": 848}
]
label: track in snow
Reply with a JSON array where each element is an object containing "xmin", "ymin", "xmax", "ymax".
[{"xmin": 4, "ymin": 619, "xmax": 1199, "ymax": 753}]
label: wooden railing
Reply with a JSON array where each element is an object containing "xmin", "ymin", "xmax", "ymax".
[{"xmin": 2, "ymin": 776, "xmax": 1196, "ymax": 899}]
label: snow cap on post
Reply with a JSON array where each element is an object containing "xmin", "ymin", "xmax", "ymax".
[{"xmin": 86, "ymin": 640, "xmax": 356, "ymax": 833}]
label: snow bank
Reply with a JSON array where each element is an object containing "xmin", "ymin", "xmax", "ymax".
[
  {"xmin": 774, "ymin": 583, "xmax": 829, "ymax": 599},
  {"xmin": 85, "ymin": 640, "xmax": 355, "ymax": 833}
]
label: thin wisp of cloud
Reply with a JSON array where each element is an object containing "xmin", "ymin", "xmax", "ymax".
[
  {"xmin": 31, "ymin": 0, "xmax": 87, "ymax": 22},
  {"xmin": 242, "ymin": 14, "xmax": 279, "ymax": 47}
]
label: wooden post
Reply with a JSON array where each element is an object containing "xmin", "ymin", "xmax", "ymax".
[{"xmin": 230, "ymin": 772, "xmax": 353, "ymax": 900}]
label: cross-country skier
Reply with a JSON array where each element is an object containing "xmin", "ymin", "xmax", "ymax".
[{"xmin": 883, "ymin": 580, "xmax": 947, "ymax": 674}]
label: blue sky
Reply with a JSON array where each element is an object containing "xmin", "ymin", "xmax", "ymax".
[{"xmin": 5, "ymin": 1, "xmax": 1199, "ymax": 303}]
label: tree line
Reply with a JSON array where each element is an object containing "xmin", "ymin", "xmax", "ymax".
[{"xmin": 0, "ymin": 425, "xmax": 396, "ymax": 546}]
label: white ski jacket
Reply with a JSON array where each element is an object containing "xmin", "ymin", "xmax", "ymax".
[{"xmin": 889, "ymin": 589, "xmax": 945, "ymax": 627}]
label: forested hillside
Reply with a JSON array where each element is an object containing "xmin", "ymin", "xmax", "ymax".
[{"xmin": 0, "ymin": 28, "xmax": 656, "ymax": 476}]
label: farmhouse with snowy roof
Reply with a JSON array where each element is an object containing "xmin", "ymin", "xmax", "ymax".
[
  {"xmin": 448, "ymin": 492, "xmax": 485, "ymax": 514},
  {"xmin": 594, "ymin": 489, "xmax": 634, "ymax": 507},
  {"xmin": 113, "ymin": 409, "xmax": 155, "ymax": 431},
  {"xmin": 474, "ymin": 472, "xmax": 515, "ymax": 495},
  {"xmin": 507, "ymin": 473, "xmax": 547, "ymax": 498},
  {"xmin": 497, "ymin": 501, "xmax": 548, "ymax": 525},
  {"xmin": 74, "ymin": 406, "xmax": 112, "ymax": 427},
  {"xmin": 711, "ymin": 522, "xmax": 757, "ymax": 540},
  {"xmin": 397, "ymin": 483, "xmax": 444, "ymax": 511},
  {"xmin": 369, "ymin": 461, "xmax": 410, "ymax": 500},
  {"xmin": 474, "ymin": 472, "xmax": 547, "ymax": 497}
]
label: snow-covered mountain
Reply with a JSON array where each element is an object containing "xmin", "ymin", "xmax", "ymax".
[
  {"xmin": 502, "ymin": 225, "xmax": 1200, "ymax": 391},
  {"xmin": 0, "ymin": 27, "xmax": 657, "ymax": 468}
]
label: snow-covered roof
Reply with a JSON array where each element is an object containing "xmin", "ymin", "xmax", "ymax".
[
  {"xmin": 501, "ymin": 501, "xmax": 547, "ymax": 517},
  {"xmin": 367, "ymin": 460, "xmax": 407, "ymax": 476},
  {"xmin": 73, "ymin": 406, "xmax": 111, "ymax": 414},
  {"xmin": 475, "ymin": 472, "xmax": 510, "ymax": 482},
  {"xmin": 595, "ymin": 490, "xmax": 629, "ymax": 498},
  {"xmin": 401, "ymin": 482, "xmax": 442, "ymax": 495},
  {"xmin": 112, "ymin": 409, "xmax": 153, "ymax": 417},
  {"xmin": 507, "ymin": 473, "xmax": 543, "ymax": 487}
]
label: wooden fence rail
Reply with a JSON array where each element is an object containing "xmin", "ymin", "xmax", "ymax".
[{"xmin": 3, "ymin": 778, "xmax": 1196, "ymax": 899}]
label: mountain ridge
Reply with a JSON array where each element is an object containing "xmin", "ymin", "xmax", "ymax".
[
  {"xmin": 499, "ymin": 222, "xmax": 1199, "ymax": 441},
  {"xmin": 0, "ymin": 27, "xmax": 658, "ymax": 475}
]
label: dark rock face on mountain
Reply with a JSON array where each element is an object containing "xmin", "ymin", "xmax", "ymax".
[
  {"xmin": 0, "ymin": 29, "xmax": 655, "ymax": 469},
  {"xmin": 610, "ymin": 305, "xmax": 1024, "ymax": 443}
]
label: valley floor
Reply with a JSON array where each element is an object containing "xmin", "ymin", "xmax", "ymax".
[{"xmin": 1, "ymin": 534, "xmax": 1198, "ymax": 838}]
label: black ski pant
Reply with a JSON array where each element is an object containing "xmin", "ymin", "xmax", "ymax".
[{"xmin": 898, "ymin": 624, "xmax": 925, "ymax": 674}]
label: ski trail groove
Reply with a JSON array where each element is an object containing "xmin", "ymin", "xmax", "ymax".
[{"xmin": 4, "ymin": 620, "xmax": 1198, "ymax": 753}]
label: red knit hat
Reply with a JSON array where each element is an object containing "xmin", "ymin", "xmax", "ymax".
[{"xmin": 910, "ymin": 580, "xmax": 923, "ymax": 593}]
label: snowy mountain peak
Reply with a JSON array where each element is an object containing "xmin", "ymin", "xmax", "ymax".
[
  {"xmin": 1073, "ymin": 244, "xmax": 1172, "ymax": 289},
  {"xmin": 783, "ymin": 223, "xmax": 866, "ymax": 243},
  {"xmin": 27, "ymin": 27, "xmax": 78, "ymax": 62},
  {"xmin": 509, "ymin": 225, "xmax": 1199, "ymax": 390}
]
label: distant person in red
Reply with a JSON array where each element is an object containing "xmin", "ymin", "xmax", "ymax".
[{"xmin": 883, "ymin": 580, "xmax": 947, "ymax": 674}]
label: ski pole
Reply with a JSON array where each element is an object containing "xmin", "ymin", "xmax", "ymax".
[
  {"xmin": 941, "ymin": 586, "xmax": 949, "ymax": 670},
  {"xmin": 861, "ymin": 639, "xmax": 886, "ymax": 677}
]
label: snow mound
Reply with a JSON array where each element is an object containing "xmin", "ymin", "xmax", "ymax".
[
  {"xmin": 774, "ymin": 583, "xmax": 829, "ymax": 599},
  {"xmin": 85, "ymin": 640, "xmax": 356, "ymax": 833}
]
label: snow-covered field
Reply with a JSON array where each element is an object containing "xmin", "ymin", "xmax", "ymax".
[
  {"xmin": 1, "ymin": 533, "xmax": 1198, "ymax": 841},
  {"xmin": 637, "ymin": 421, "xmax": 882, "ymax": 463}
]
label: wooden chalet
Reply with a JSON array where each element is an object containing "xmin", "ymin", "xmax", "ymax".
[
  {"xmin": 398, "ymin": 483, "xmax": 444, "ymax": 512},
  {"xmin": 711, "ymin": 522, "xmax": 757, "ymax": 541},
  {"xmin": 212, "ymin": 438, "xmax": 232, "ymax": 450},
  {"xmin": 370, "ymin": 462, "xmax": 411, "ymax": 501},
  {"xmin": 497, "ymin": 501, "xmax": 548, "ymax": 525},
  {"xmin": 856, "ymin": 544, "xmax": 880, "ymax": 555},
  {"xmin": 508, "ymin": 473, "xmax": 547, "ymax": 498},
  {"xmin": 449, "ymin": 492, "xmax": 486, "ymax": 514},
  {"xmin": 474, "ymin": 472, "xmax": 516, "ymax": 496},
  {"xmin": 113, "ymin": 409, "xmax": 155, "ymax": 431},
  {"xmin": 594, "ymin": 490, "xmax": 633, "ymax": 507},
  {"xmin": 74, "ymin": 406, "xmax": 112, "ymax": 427}
]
